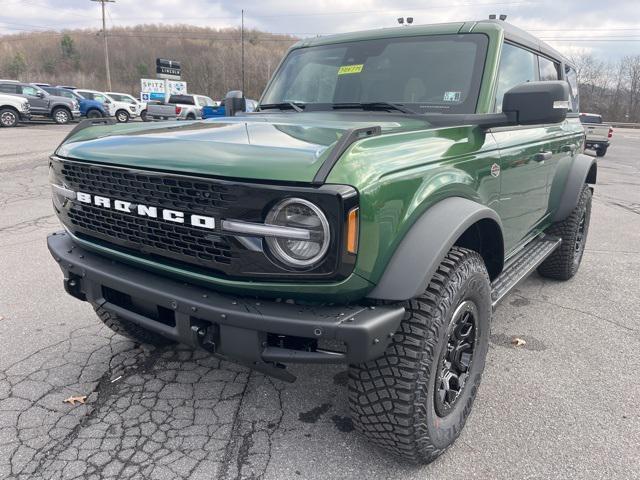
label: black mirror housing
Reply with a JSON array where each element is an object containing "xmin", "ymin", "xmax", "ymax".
[
  {"xmin": 224, "ymin": 90, "xmax": 246, "ymax": 117},
  {"xmin": 502, "ymin": 81, "xmax": 569, "ymax": 125}
]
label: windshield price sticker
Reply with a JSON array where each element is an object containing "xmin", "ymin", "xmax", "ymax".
[
  {"xmin": 443, "ymin": 91, "xmax": 462, "ymax": 102},
  {"xmin": 338, "ymin": 64, "xmax": 364, "ymax": 75}
]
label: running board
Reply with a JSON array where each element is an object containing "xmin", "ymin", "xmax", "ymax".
[{"xmin": 491, "ymin": 235, "xmax": 562, "ymax": 308}]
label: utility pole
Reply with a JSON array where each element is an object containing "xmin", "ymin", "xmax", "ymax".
[
  {"xmin": 241, "ymin": 9, "xmax": 245, "ymax": 94},
  {"xmin": 91, "ymin": 0, "xmax": 115, "ymax": 91}
]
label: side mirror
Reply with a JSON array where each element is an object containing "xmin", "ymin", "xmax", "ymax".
[
  {"xmin": 502, "ymin": 81, "xmax": 569, "ymax": 125},
  {"xmin": 224, "ymin": 90, "xmax": 246, "ymax": 117},
  {"xmin": 36, "ymin": 91, "xmax": 45, "ymax": 98}
]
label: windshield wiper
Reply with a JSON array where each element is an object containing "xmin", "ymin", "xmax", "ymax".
[
  {"xmin": 332, "ymin": 102, "xmax": 419, "ymax": 114},
  {"xmin": 257, "ymin": 101, "xmax": 305, "ymax": 112}
]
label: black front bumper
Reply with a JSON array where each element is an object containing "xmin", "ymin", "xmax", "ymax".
[{"xmin": 48, "ymin": 231, "xmax": 404, "ymax": 368}]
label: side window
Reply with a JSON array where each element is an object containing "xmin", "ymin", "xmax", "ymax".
[
  {"xmin": 79, "ymin": 91, "xmax": 94, "ymax": 100},
  {"xmin": 21, "ymin": 86, "xmax": 39, "ymax": 96},
  {"xmin": 565, "ymin": 65, "xmax": 579, "ymax": 112},
  {"xmin": 538, "ymin": 56, "xmax": 560, "ymax": 81},
  {"xmin": 94, "ymin": 94, "xmax": 107, "ymax": 103},
  {"xmin": 0, "ymin": 84, "xmax": 18, "ymax": 93},
  {"xmin": 495, "ymin": 43, "xmax": 537, "ymax": 112}
]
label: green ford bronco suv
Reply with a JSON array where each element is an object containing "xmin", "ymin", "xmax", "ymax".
[{"xmin": 48, "ymin": 19, "xmax": 596, "ymax": 462}]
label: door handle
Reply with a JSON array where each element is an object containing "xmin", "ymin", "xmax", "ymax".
[{"xmin": 532, "ymin": 151, "xmax": 552, "ymax": 162}]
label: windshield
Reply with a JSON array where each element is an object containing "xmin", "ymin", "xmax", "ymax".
[{"xmin": 261, "ymin": 34, "xmax": 488, "ymax": 114}]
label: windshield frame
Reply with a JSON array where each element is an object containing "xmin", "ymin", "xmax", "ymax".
[{"xmin": 259, "ymin": 33, "xmax": 489, "ymax": 115}]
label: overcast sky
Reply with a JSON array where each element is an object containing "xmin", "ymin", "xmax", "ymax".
[{"xmin": 2, "ymin": 0, "xmax": 639, "ymax": 61}]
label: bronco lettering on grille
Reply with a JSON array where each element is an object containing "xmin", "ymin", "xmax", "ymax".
[{"xmin": 76, "ymin": 191, "xmax": 216, "ymax": 230}]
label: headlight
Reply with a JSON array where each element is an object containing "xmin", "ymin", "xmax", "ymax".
[{"xmin": 265, "ymin": 198, "xmax": 330, "ymax": 267}]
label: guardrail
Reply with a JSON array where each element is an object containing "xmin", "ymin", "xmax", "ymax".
[{"xmin": 609, "ymin": 122, "xmax": 640, "ymax": 129}]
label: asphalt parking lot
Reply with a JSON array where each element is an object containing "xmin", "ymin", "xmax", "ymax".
[{"xmin": 1, "ymin": 123, "xmax": 639, "ymax": 480}]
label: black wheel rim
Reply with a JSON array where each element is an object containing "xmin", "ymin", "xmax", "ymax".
[
  {"xmin": 574, "ymin": 210, "xmax": 587, "ymax": 267},
  {"xmin": 434, "ymin": 300, "xmax": 477, "ymax": 417}
]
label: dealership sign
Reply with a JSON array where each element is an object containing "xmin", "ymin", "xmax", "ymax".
[
  {"xmin": 140, "ymin": 78, "xmax": 187, "ymax": 101},
  {"xmin": 156, "ymin": 58, "xmax": 181, "ymax": 80}
]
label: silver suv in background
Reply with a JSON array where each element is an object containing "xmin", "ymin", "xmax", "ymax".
[{"xmin": 0, "ymin": 81, "xmax": 80, "ymax": 124}]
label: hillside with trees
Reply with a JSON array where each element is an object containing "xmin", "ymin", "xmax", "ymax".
[
  {"xmin": 0, "ymin": 25, "xmax": 298, "ymax": 100},
  {"xmin": 2, "ymin": 25, "xmax": 640, "ymax": 122}
]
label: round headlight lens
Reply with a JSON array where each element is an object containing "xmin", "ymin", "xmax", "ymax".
[{"xmin": 265, "ymin": 198, "xmax": 330, "ymax": 268}]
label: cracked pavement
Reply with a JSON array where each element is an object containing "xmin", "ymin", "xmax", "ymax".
[{"xmin": 1, "ymin": 124, "xmax": 639, "ymax": 479}]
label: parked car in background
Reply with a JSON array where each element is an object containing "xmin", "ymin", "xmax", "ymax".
[
  {"xmin": 201, "ymin": 98, "xmax": 257, "ymax": 119},
  {"xmin": 74, "ymin": 88, "xmax": 132, "ymax": 123},
  {"xmin": 0, "ymin": 81, "xmax": 80, "ymax": 124},
  {"xmin": 146, "ymin": 94, "xmax": 216, "ymax": 121},
  {"xmin": 42, "ymin": 86, "xmax": 109, "ymax": 118},
  {"xmin": 0, "ymin": 93, "xmax": 30, "ymax": 127},
  {"xmin": 106, "ymin": 92, "xmax": 146, "ymax": 121},
  {"xmin": 580, "ymin": 113, "xmax": 613, "ymax": 157}
]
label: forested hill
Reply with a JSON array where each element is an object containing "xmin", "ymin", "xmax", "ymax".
[{"xmin": 0, "ymin": 25, "xmax": 298, "ymax": 99}]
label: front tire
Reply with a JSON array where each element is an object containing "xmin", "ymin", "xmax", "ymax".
[
  {"xmin": 140, "ymin": 109, "xmax": 148, "ymax": 122},
  {"xmin": 116, "ymin": 109, "xmax": 130, "ymax": 123},
  {"xmin": 86, "ymin": 109, "xmax": 103, "ymax": 119},
  {"xmin": 538, "ymin": 184, "xmax": 592, "ymax": 280},
  {"xmin": 52, "ymin": 107, "xmax": 70, "ymax": 124},
  {"xmin": 94, "ymin": 305, "xmax": 175, "ymax": 347},
  {"xmin": 349, "ymin": 247, "xmax": 491, "ymax": 463},
  {"xmin": 0, "ymin": 108, "xmax": 18, "ymax": 127}
]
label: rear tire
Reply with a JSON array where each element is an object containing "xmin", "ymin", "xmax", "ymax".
[
  {"xmin": 116, "ymin": 109, "xmax": 130, "ymax": 123},
  {"xmin": 596, "ymin": 146, "xmax": 607, "ymax": 157},
  {"xmin": 52, "ymin": 107, "xmax": 70, "ymax": 124},
  {"xmin": 538, "ymin": 184, "xmax": 592, "ymax": 280},
  {"xmin": 349, "ymin": 247, "xmax": 491, "ymax": 463},
  {"xmin": 0, "ymin": 108, "xmax": 18, "ymax": 127},
  {"xmin": 94, "ymin": 305, "xmax": 175, "ymax": 346},
  {"xmin": 86, "ymin": 109, "xmax": 103, "ymax": 119},
  {"xmin": 186, "ymin": 113, "xmax": 196, "ymax": 120},
  {"xmin": 140, "ymin": 109, "xmax": 148, "ymax": 122}
]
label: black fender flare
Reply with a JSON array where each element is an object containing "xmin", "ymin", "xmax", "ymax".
[
  {"xmin": 367, "ymin": 197, "xmax": 503, "ymax": 301},
  {"xmin": 552, "ymin": 153, "xmax": 597, "ymax": 222}
]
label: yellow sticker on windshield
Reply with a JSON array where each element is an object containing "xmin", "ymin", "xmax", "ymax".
[{"xmin": 338, "ymin": 64, "xmax": 364, "ymax": 75}]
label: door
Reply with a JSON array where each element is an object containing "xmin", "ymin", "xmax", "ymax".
[
  {"xmin": 20, "ymin": 85, "xmax": 48, "ymax": 114},
  {"xmin": 491, "ymin": 43, "xmax": 550, "ymax": 253}
]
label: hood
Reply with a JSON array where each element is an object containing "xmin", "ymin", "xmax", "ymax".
[{"xmin": 56, "ymin": 112, "xmax": 431, "ymax": 183}]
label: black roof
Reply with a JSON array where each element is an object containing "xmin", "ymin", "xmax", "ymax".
[{"xmin": 474, "ymin": 19, "xmax": 573, "ymax": 67}]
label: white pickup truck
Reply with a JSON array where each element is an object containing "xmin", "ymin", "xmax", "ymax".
[
  {"xmin": 580, "ymin": 113, "xmax": 613, "ymax": 157},
  {"xmin": 0, "ymin": 93, "xmax": 30, "ymax": 127},
  {"xmin": 146, "ymin": 94, "xmax": 217, "ymax": 121}
]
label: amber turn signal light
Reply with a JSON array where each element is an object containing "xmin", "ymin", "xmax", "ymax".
[{"xmin": 346, "ymin": 207, "xmax": 359, "ymax": 254}]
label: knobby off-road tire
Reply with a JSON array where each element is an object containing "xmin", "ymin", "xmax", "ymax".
[
  {"xmin": 94, "ymin": 305, "xmax": 175, "ymax": 346},
  {"xmin": 349, "ymin": 247, "xmax": 492, "ymax": 463},
  {"xmin": 538, "ymin": 184, "xmax": 592, "ymax": 280}
]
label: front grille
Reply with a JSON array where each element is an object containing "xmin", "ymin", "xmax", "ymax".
[
  {"xmin": 60, "ymin": 161, "xmax": 238, "ymax": 213},
  {"xmin": 67, "ymin": 204, "xmax": 234, "ymax": 266},
  {"xmin": 58, "ymin": 160, "xmax": 240, "ymax": 274}
]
